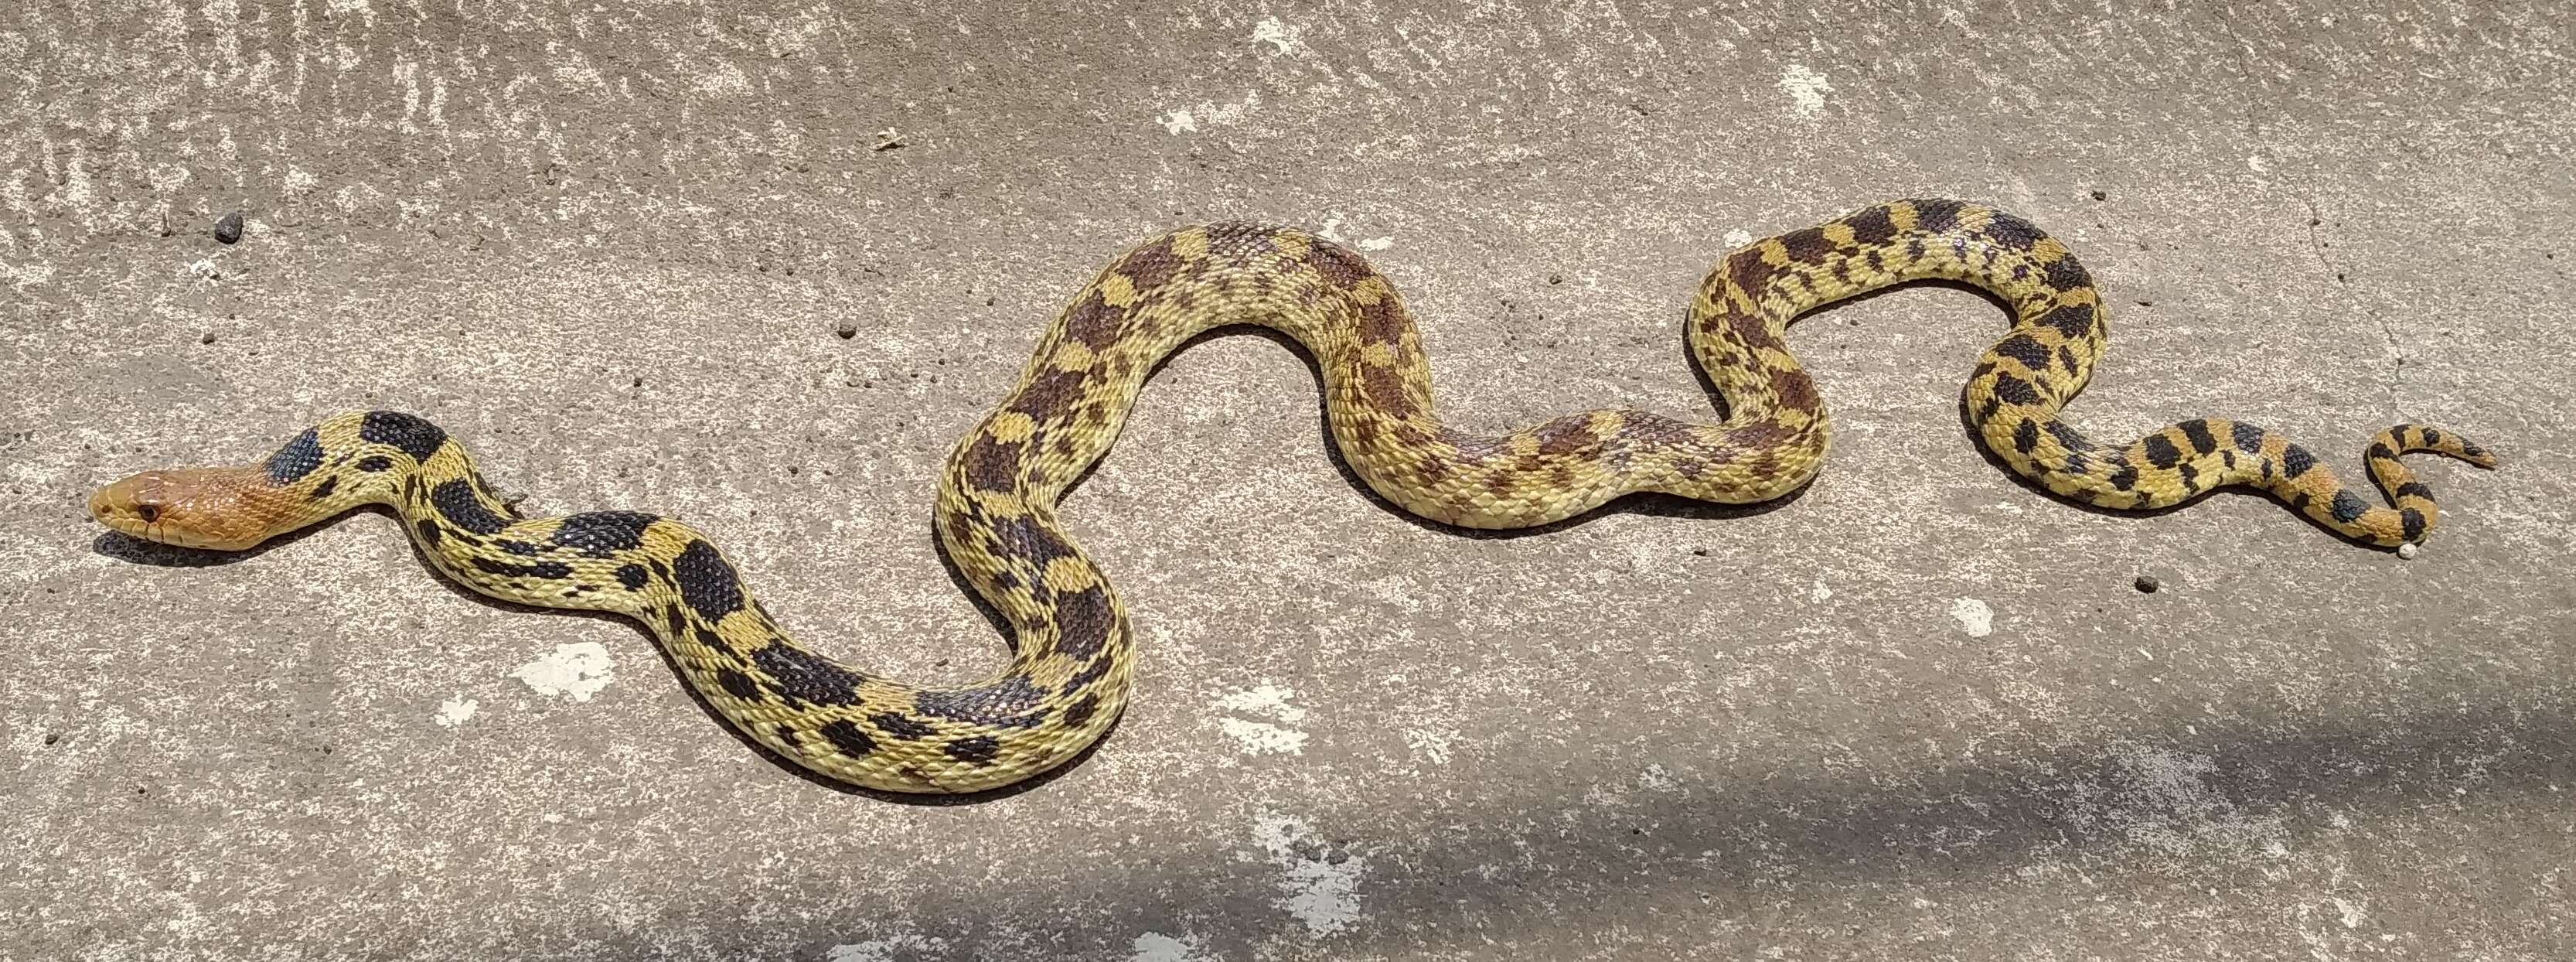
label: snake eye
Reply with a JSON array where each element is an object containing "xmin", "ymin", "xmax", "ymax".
[{"xmin": 135, "ymin": 503, "xmax": 160, "ymax": 524}]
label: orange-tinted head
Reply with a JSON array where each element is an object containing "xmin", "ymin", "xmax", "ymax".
[{"xmin": 89, "ymin": 467, "xmax": 284, "ymax": 551}]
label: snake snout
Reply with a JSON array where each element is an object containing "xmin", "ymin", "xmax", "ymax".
[{"xmin": 89, "ymin": 472, "xmax": 167, "ymax": 534}]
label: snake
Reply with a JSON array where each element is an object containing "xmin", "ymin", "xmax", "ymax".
[{"xmin": 89, "ymin": 199, "xmax": 2499, "ymax": 794}]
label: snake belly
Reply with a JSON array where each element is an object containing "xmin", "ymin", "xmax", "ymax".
[{"xmin": 88, "ymin": 199, "xmax": 2496, "ymax": 793}]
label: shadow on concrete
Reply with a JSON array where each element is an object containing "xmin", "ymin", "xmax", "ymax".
[{"xmin": 589, "ymin": 685, "xmax": 2574, "ymax": 960}]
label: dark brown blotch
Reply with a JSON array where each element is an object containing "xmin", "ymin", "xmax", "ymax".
[
  {"xmin": 961, "ymin": 435, "xmax": 1025, "ymax": 492},
  {"xmin": 1723, "ymin": 250, "xmax": 1782, "ymax": 300},
  {"xmin": 987, "ymin": 515, "xmax": 1078, "ymax": 567},
  {"xmin": 1767, "ymin": 366, "xmax": 1821, "ymax": 413},
  {"xmin": 1777, "ymin": 226, "xmax": 1834, "ymax": 262},
  {"xmin": 1060, "ymin": 693, "xmax": 1102, "ymax": 728},
  {"xmin": 1009, "ymin": 367, "xmax": 1090, "ymax": 421},
  {"xmin": 1361, "ymin": 363, "xmax": 1419, "ymax": 419},
  {"xmin": 1842, "ymin": 206, "xmax": 1899, "ymax": 246},
  {"xmin": 1908, "ymin": 198, "xmax": 1966, "ymax": 234},
  {"xmin": 817, "ymin": 719, "xmax": 875, "ymax": 758},
  {"xmin": 1356, "ymin": 295, "xmax": 1407, "ymax": 345},
  {"xmin": 1724, "ymin": 418, "xmax": 1796, "ymax": 450},
  {"xmin": 1990, "ymin": 333, "xmax": 2053, "ymax": 373},
  {"xmin": 2042, "ymin": 257, "xmax": 2092, "ymax": 293},
  {"xmin": 1981, "ymin": 211, "xmax": 2046, "ymax": 251},
  {"xmin": 1726, "ymin": 309, "xmax": 1777, "ymax": 350},
  {"xmin": 1051, "ymin": 585, "xmax": 1119, "ymax": 660},
  {"xmin": 1117, "ymin": 237, "xmax": 1184, "ymax": 289},
  {"xmin": 1533, "ymin": 415, "xmax": 1600, "ymax": 456},
  {"xmin": 1064, "ymin": 290, "xmax": 1124, "ymax": 349},
  {"xmin": 1303, "ymin": 240, "xmax": 1375, "ymax": 289}
]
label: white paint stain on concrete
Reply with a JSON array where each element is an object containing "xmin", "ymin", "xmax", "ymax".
[
  {"xmin": 432, "ymin": 696, "xmax": 479, "ymax": 728},
  {"xmin": 510, "ymin": 643, "xmax": 615, "ymax": 701},
  {"xmin": 1637, "ymin": 762, "xmax": 1679, "ymax": 791},
  {"xmin": 1251, "ymin": 16, "xmax": 1307, "ymax": 56},
  {"xmin": 1155, "ymin": 90, "xmax": 1260, "ymax": 135},
  {"xmin": 1220, "ymin": 717, "xmax": 1307, "ymax": 756},
  {"xmin": 1215, "ymin": 683, "xmax": 1309, "ymax": 755},
  {"xmin": 1220, "ymin": 684, "xmax": 1307, "ymax": 722},
  {"xmin": 1402, "ymin": 726, "xmax": 1457, "ymax": 765},
  {"xmin": 1130, "ymin": 932, "xmax": 1210, "ymax": 961},
  {"xmin": 1251, "ymin": 812, "xmax": 1368, "ymax": 936},
  {"xmin": 694, "ymin": 60, "xmax": 751, "ymax": 98},
  {"xmin": 824, "ymin": 934, "xmax": 947, "ymax": 961},
  {"xmin": 332, "ymin": 182, "xmax": 386, "ymax": 213},
  {"xmin": 1317, "ymin": 214, "xmax": 1393, "ymax": 251},
  {"xmin": 1778, "ymin": 64, "xmax": 1834, "ymax": 116},
  {"xmin": 323, "ymin": 0, "xmax": 374, "ymax": 24},
  {"xmin": 1949, "ymin": 597, "xmax": 1994, "ymax": 638},
  {"xmin": 0, "ymin": 259, "xmax": 55, "ymax": 291}
]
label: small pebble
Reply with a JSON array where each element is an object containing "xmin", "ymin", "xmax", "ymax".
[
  {"xmin": 1547, "ymin": 274, "xmax": 1563, "ymax": 285},
  {"xmin": 214, "ymin": 211, "xmax": 244, "ymax": 244},
  {"xmin": 2397, "ymin": 542, "xmax": 2421, "ymax": 560},
  {"xmin": 1690, "ymin": 548, "xmax": 1709, "ymax": 557},
  {"xmin": 2133, "ymin": 575, "xmax": 2160, "ymax": 593},
  {"xmin": 834, "ymin": 320, "xmax": 859, "ymax": 339},
  {"xmin": 2089, "ymin": 189, "xmax": 2108, "ymax": 201},
  {"xmin": 199, "ymin": 332, "xmax": 216, "ymax": 345}
]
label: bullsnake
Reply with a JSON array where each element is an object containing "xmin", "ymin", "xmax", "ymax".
[{"xmin": 90, "ymin": 200, "xmax": 2496, "ymax": 793}]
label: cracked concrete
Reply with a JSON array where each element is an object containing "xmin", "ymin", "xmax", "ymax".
[{"xmin": 5, "ymin": 2, "xmax": 2574, "ymax": 960}]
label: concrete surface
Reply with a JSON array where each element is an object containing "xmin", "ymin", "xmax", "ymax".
[{"xmin": 5, "ymin": 2, "xmax": 2573, "ymax": 959}]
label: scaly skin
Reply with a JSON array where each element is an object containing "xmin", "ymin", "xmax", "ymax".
[{"xmin": 90, "ymin": 200, "xmax": 2499, "ymax": 793}]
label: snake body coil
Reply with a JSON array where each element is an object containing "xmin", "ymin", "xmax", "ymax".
[{"xmin": 90, "ymin": 200, "xmax": 2496, "ymax": 793}]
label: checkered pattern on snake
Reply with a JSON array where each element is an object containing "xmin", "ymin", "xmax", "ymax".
[{"xmin": 89, "ymin": 199, "xmax": 2498, "ymax": 793}]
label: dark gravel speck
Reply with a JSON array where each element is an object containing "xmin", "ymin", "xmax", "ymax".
[
  {"xmin": 214, "ymin": 211, "xmax": 244, "ymax": 244},
  {"xmin": 2134, "ymin": 575, "xmax": 2160, "ymax": 593}
]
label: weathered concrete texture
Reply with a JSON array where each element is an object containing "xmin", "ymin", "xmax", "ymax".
[{"xmin": 5, "ymin": 1, "xmax": 2574, "ymax": 959}]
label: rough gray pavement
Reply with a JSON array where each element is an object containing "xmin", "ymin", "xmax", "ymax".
[{"xmin": 5, "ymin": 2, "xmax": 2573, "ymax": 960}]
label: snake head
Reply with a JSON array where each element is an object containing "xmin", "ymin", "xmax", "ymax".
[{"xmin": 89, "ymin": 467, "xmax": 280, "ymax": 551}]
